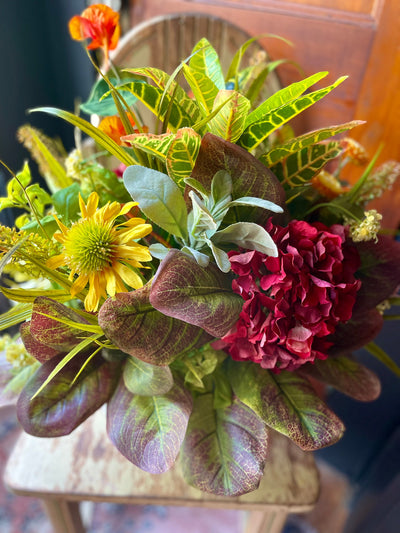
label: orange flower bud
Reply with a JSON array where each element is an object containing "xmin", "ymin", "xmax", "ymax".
[{"xmin": 98, "ymin": 114, "xmax": 147, "ymax": 145}]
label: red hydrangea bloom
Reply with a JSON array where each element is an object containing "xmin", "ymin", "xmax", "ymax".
[{"xmin": 221, "ymin": 219, "xmax": 362, "ymax": 371}]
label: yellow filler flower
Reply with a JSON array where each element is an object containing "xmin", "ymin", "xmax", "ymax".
[{"xmin": 47, "ymin": 192, "xmax": 152, "ymax": 312}]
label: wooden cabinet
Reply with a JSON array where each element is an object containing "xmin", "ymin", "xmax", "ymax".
[{"xmin": 128, "ymin": 0, "xmax": 400, "ymax": 228}]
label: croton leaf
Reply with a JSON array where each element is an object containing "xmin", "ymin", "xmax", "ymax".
[
  {"xmin": 149, "ymin": 249, "xmax": 243, "ymax": 338},
  {"xmin": 189, "ymin": 38, "xmax": 225, "ymax": 91},
  {"xmin": 329, "ymin": 308, "xmax": 384, "ymax": 355},
  {"xmin": 182, "ymin": 63, "xmax": 219, "ymax": 116},
  {"xmin": 188, "ymin": 133, "xmax": 286, "ymax": 225},
  {"xmin": 123, "ymin": 356, "xmax": 173, "ymax": 396},
  {"xmin": 17, "ymin": 351, "xmax": 121, "ymax": 437},
  {"xmin": 261, "ymin": 121, "xmax": 364, "ymax": 166},
  {"xmin": 98, "ymin": 283, "xmax": 212, "ymax": 366},
  {"xmin": 353, "ymin": 235, "xmax": 400, "ymax": 312},
  {"xmin": 125, "ymin": 67, "xmax": 202, "ymax": 124},
  {"xmin": 227, "ymin": 359, "xmax": 345, "ymax": 450},
  {"xmin": 121, "ymin": 132, "xmax": 175, "ymax": 162},
  {"xmin": 180, "ymin": 392, "xmax": 269, "ymax": 496},
  {"xmin": 166, "ymin": 127, "xmax": 202, "ymax": 184},
  {"xmin": 207, "ymin": 90, "xmax": 251, "ymax": 143},
  {"xmin": 299, "ymin": 354, "xmax": 381, "ymax": 402},
  {"xmin": 107, "ymin": 377, "xmax": 192, "ymax": 473},
  {"xmin": 26, "ymin": 296, "xmax": 91, "ymax": 352},
  {"xmin": 269, "ymin": 140, "xmax": 344, "ymax": 187}
]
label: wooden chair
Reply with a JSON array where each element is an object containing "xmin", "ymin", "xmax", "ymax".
[
  {"xmin": 2, "ymin": 15, "xmax": 319, "ymax": 533},
  {"xmin": 3, "ymin": 406, "xmax": 319, "ymax": 533}
]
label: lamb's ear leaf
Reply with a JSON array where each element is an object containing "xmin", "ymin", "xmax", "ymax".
[
  {"xmin": 123, "ymin": 165, "xmax": 188, "ymax": 240},
  {"xmin": 180, "ymin": 392, "xmax": 269, "ymax": 496},
  {"xmin": 16, "ymin": 352, "xmax": 120, "ymax": 437},
  {"xmin": 123, "ymin": 357, "xmax": 174, "ymax": 396},
  {"xmin": 227, "ymin": 360, "xmax": 345, "ymax": 450},
  {"xmin": 149, "ymin": 249, "xmax": 243, "ymax": 338},
  {"xmin": 98, "ymin": 283, "xmax": 212, "ymax": 366},
  {"xmin": 107, "ymin": 377, "xmax": 192, "ymax": 474},
  {"xmin": 299, "ymin": 354, "xmax": 381, "ymax": 402}
]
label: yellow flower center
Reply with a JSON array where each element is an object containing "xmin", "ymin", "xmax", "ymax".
[{"xmin": 64, "ymin": 219, "xmax": 115, "ymax": 274}]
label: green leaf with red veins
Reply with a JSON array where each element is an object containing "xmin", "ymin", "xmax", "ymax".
[
  {"xmin": 16, "ymin": 351, "xmax": 121, "ymax": 437},
  {"xmin": 107, "ymin": 378, "xmax": 192, "ymax": 474},
  {"xmin": 299, "ymin": 354, "xmax": 381, "ymax": 402},
  {"xmin": 227, "ymin": 360, "xmax": 345, "ymax": 451},
  {"xmin": 98, "ymin": 283, "xmax": 212, "ymax": 366},
  {"xmin": 149, "ymin": 249, "xmax": 243, "ymax": 338},
  {"xmin": 28, "ymin": 296, "xmax": 91, "ymax": 352},
  {"xmin": 187, "ymin": 133, "xmax": 286, "ymax": 225},
  {"xmin": 20, "ymin": 322, "xmax": 60, "ymax": 362},
  {"xmin": 180, "ymin": 393, "xmax": 269, "ymax": 496}
]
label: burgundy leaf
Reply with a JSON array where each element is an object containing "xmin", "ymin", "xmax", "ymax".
[
  {"xmin": 187, "ymin": 133, "xmax": 286, "ymax": 225},
  {"xmin": 17, "ymin": 351, "xmax": 121, "ymax": 437},
  {"xmin": 180, "ymin": 393, "xmax": 269, "ymax": 496},
  {"xmin": 28, "ymin": 297, "xmax": 91, "ymax": 352},
  {"xmin": 98, "ymin": 283, "xmax": 211, "ymax": 365},
  {"xmin": 20, "ymin": 322, "xmax": 59, "ymax": 362},
  {"xmin": 150, "ymin": 249, "xmax": 243, "ymax": 337},
  {"xmin": 107, "ymin": 377, "xmax": 192, "ymax": 473},
  {"xmin": 329, "ymin": 308, "xmax": 384, "ymax": 355},
  {"xmin": 353, "ymin": 235, "xmax": 400, "ymax": 311},
  {"xmin": 300, "ymin": 354, "xmax": 381, "ymax": 402}
]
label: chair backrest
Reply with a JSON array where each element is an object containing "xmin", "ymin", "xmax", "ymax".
[{"xmin": 111, "ymin": 13, "xmax": 281, "ymax": 93}]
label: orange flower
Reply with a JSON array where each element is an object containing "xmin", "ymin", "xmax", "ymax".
[
  {"xmin": 69, "ymin": 4, "xmax": 120, "ymax": 59},
  {"xmin": 98, "ymin": 115, "xmax": 148, "ymax": 145}
]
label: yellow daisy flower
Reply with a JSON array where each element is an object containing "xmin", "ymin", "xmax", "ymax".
[{"xmin": 47, "ymin": 192, "xmax": 152, "ymax": 312}]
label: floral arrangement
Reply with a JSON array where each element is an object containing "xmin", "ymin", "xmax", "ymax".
[{"xmin": 1, "ymin": 4, "xmax": 400, "ymax": 497}]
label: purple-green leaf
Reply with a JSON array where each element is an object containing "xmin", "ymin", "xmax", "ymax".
[
  {"xmin": 98, "ymin": 283, "xmax": 211, "ymax": 365},
  {"xmin": 299, "ymin": 354, "xmax": 381, "ymax": 402},
  {"xmin": 149, "ymin": 249, "xmax": 243, "ymax": 337},
  {"xmin": 227, "ymin": 360, "xmax": 345, "ymax": 450},
  {"xmin": 28, "ymin": 297, "xmax": 90, "ymax": 352},
  {"xmin": 17, "ymin": 351, "xmax": 120, "ymax": 437},
  {"xmin": 180, "ymin": 393, "xmax": 269, "ymax": 496},
  {"xmin": 20, "ymin": 321, "xmax": 59, "ymax": 362},
  {"xmin": 107, "ymin": 377, "xmax": 192, "ymax": 473},
  {"xmin": 123, "ymin": 356, "xmax": 174, "ymax": 396},
  {"xmin": 354, "ymin": 235, "xmax": 400, "ymax": 312},
  {"xmin": 187, "ymin": 133, "xmax": 286, "ymax": 225}
]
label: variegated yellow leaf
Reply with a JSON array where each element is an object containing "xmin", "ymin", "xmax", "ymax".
[
  {"xmin": 166, "ymin": 128, "xmax": 202, "ymax": 184},
  {"xmin": 208, "ymin": 90, "xmax": 251, "ymax": 143}
]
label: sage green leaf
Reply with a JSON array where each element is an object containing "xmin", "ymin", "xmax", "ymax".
[
  {"xmin": 124, "ymin": 67, "xmax": 202, "ymax": 124},
  {"xmin": 149, "ymin": 249, "xmax": 242, "ymax": 337},
  {"xmin": 166, "ymin": 128, "xmax": 202, "ymax": 184},
  {"xmin": 30, "ymin": 107, "xmax": 137, "ymax": 166},
  {"xmin": 123, "ymin": 165, "xmax": 188, "ymax": 240},
  {"xmin": 240, "ymin": 76, "xmax": 347, "ymax": 151},
  {"xmin": 123, "ymin": 356, "xmax": 173, "ymax": 396},
  {"xmin": 80, "ymin": 76, "xmax": 139, "ymax": 116},
  {"xmin": 189, "ymin": 191, "xmax": 218, "ymax": 234},
  {"xmin": 182, "ymin": 63, "xmax": 219, "ymax": 116},
  {"xmin": 261, "ymin": 120, "xmax": 365, "ymax": 166},
  {"xmin": 149, "ymin": 243, "xmax": 170, "ymax": 260},
  {"xmin": 227, "ymin": 360, "xmax": 345, "ymax": 450},
  {"xmin": 98, "ymin": 284, "xmax": 212, "ymax": 366},
  {"xmin": 245, "ymin": 71, "xmax": 329, "ymax": 127},
  {"xmin": 212, "ymin": 222, "xmax": 278, "ymax": 257},
  {"xmin": 180, "ymin": 393, "xmax": 269, "ymax": 496},
  {"xmin": 226, "ymin": 196, "xmax": 283, "ymax": 213},
  {"xmin": 210, "ymin": 170, "xmax": 232, "ymax": 209},
  {"xmin": 189, "ymin": 38, "xmax": 225, "ymax": 90},
  {"xmin": 300, "ymin": 355, "xmax": 381, "ymax": 402},
  {"xmin": 206, "ymin": 239, "xmax": 231, "ymax": 273},
  {"xmin": 0, "ymin": 362, "xmax": 40, "ymax": 408},
  {"xmin": 122, "ymin": 132, "xmax": 175, "ymax": 162},
  {"xmin": 271, "ymin": 141, "xmax": 344, "ymax": 187},
  {"xmin": 17, "ymin": 351, "xmax": 120, "ymax": 437},
  {"xmin": 208, "ymin": 90, "xmax": 251, "ymax": 143},
  {"xmin": 107, "ymin": 377, "xmax": 192, "ymax": 473}
]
